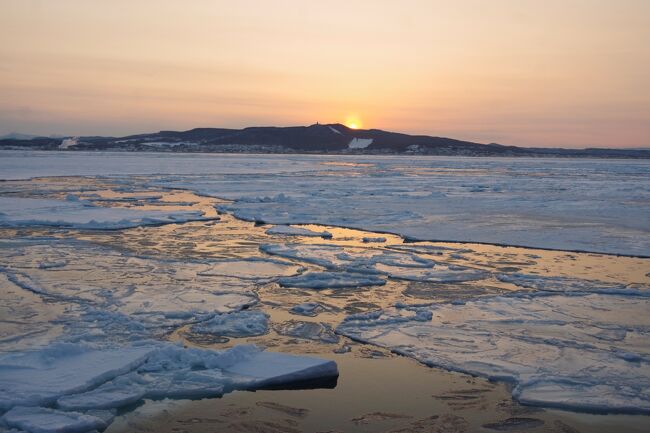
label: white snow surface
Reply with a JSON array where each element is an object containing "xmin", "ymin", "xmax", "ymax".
[
  {"xmin": 0, "ymin": 342, "xmax": 337, "ymax": 432},
  {"xmin": 0, "ymin": 197, "xmax": 206, "ymax": 229},
  {"xmin": 1, "ymin": 151, "xmax": 649, "ymax": 255},
  {"xmin": 337, "ymin": 293, "xmax": 650, "ymax": 414},
  {"xmin": 347, "ymin": 138, "xmax": 373, "ymax": 149}
]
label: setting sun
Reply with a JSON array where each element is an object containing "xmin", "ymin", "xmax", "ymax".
[{"xmin": 345, "ymin": 116, "xmax": 362, "ymax": 130}]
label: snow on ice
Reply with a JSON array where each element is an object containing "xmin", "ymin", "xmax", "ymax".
[{"xmin": 0, "ymin": 343, "xmax": 338, "ymax": 432}]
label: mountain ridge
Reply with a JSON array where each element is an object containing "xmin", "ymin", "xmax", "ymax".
[{"xmin": 1, "ymin": 123, "xmax": 648, "ymax": 158}]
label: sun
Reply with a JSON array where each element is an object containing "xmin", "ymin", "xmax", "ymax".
[{"xmin": 345, "ymin": 116, "xmax": 362, "ymax": 129}]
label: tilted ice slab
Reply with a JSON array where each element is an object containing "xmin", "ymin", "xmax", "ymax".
[
  {"xmin": 0, "ymin": 342, "xmax": 338, "ymax": 433},
  {"xmin": 0, "ymin": 343, "xmax": 153, "ymax": 410},
  {"xmin": 0, "ymin": 196, "xmax": 207, "ymax": 229},
  {"xmin": 337, "ymin": 294, "xmax": 650, "ymax": 413}
]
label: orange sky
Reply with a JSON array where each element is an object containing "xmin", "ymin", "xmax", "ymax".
[{"xmin": 1, "ymin": 0, "xmax": 649, "ymax": 148}]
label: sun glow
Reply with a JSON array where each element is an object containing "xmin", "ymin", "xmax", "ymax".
[{"xmin": 345, "ymin": 116, "xmax": 362, "ymax": 129}]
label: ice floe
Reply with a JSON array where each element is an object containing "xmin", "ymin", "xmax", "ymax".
[
  {"xmin": 290, "ymin": 302, "xmax": 328, "ymax": 316},
  {"xmin": 265, "ymin": 225, "xmax": 332, "ymax": 238},
  {"xmin": 497, "ymin": 273, "xmax": 648, "ymax": 296},
  {"xmin": 0, "ymin": 240, "xmax": 257, "ymax": 347},
  {"xmin": 260, "ymin": 243, "xmax": 487, "ymax": 286},
  {"xmin": 337, "ymin": 294, "xmax": 650, "ymax": 413},
  {"xmin": 278, "ymin": 272, "xmax": 385, "ymax": 289},
  {"xmin": 197, "ymin": 258, "xmax": 303, "ymax": 280},
  {"xmin": 375, "ymin": 263, "xmax": 487, "ymax": 283},
  {"xmin": 274, "ymin": 321, "xmax": 339, "ymax": 344},
  {"xmin": 190, "ymin": 311, "xmax": 269, "ymax": 337},
  {"xmin": 0, "ymin": 342, "xmax": 338, "ymax": 432},
  {"xmin": 2, "ymin": 406, "xmax": 107, "ymax": 433},
  {"xmin": 0, "ymin": 197, "xmax": 207, "ymax": 229}
]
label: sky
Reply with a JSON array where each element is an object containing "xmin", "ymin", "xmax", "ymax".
[{"xmin": 1, "ymin": 0, "xmax": 649, "ymax": 148}]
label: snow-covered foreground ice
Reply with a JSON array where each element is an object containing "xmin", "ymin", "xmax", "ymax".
[
  {"xmin": 0, "ymin": 196, "xmax": 208, "ymax": 229},
  {"xmin": 337, "ymin": 293, "xmax": 650, "ymax": 414},
  {"xmin": 0, "ymin": 342, "xmax": 337, "ymax": 433}
]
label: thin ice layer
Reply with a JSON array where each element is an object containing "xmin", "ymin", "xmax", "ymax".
[{"xmin": 337, "ymin": 294, "xmax": 650, "ymax": 413}]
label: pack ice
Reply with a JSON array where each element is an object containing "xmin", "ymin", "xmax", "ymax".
[
  {"xmin": 0, "ymin": 238, "xmax": 339, "ymax": 433},
  {"xmin": 2, "ymin": 152, "xmax": 649, "ymax": 255}
]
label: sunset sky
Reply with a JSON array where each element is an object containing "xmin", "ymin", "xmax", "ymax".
[{"xmin": 1, "ymin": 0, "xmax": 648, "ymax": 148}]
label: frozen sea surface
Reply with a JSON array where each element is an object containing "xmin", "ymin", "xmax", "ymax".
[
  {"xmin": 1, "ymin": 153, "xmax": 649, "ymax": 431},
  {"xmin": 2, "ymin": 151, "xmax": 649, "ymax": 255}
]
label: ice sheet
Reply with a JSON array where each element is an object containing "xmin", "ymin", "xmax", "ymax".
[
  {"xmin": 2, "ymin": 152, "xmax": 649, "ymax": 255},
  {"xmin": 2, "ymin": 406, "xmax": 107, "ymax": 433},
  {"xmin": 0, "ymin": 342, "xmax": 338, "ymax": 432},
  {"xmin": 0, "ymin": 197, "xmax": 206, "ymax": 229},
  {"xmin": 337, "ymin": 294, "xmax": 650, "ymax": 413}
]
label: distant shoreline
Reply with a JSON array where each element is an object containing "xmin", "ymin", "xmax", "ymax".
[{"xmin": 2, "ymin": 123, "xmax": 648, "ymax": 158}]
